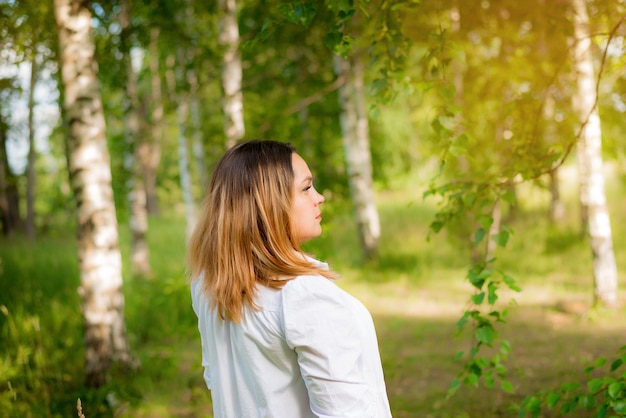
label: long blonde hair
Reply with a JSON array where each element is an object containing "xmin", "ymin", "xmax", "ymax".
[{"xmin": 187, "ymin": 140, "xmax": 337, "ymax": 322}]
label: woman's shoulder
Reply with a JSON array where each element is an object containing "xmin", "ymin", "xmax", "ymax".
[
  {"xmin": 284, "ymin": 273, "xmax": 338, "ymax": 293},
  {"xmin": 281, "ymin": 274, "xmax": 350, "ymax": 314}
]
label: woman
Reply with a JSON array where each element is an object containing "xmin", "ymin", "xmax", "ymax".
[{"xmin": 188, "ymin": 140, "xmax": 392, "ymax": 418}]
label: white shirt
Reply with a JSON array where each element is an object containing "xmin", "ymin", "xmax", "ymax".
[{"xmin": 190, "ymin": 260, "xmax": 392, "ymax": 418}]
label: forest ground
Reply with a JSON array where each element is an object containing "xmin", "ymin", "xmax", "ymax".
[{"xmin": 1, "ymin": 164, "xmax": 625, "ymax": 417}]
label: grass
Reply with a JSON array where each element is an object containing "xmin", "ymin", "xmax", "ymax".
[{"xmin": 1, "ymin": 170, "xmax": 625, "ymax": 417}]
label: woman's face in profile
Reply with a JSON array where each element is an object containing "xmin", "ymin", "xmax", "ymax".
[{"xmin": 290, "ymin": 153, "xmax": 325, "ymax": 244}]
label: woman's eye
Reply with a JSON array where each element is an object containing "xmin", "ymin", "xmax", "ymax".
[{"xmin": 303, "ymin": 185, "xmax": 312, "ymax": 192}]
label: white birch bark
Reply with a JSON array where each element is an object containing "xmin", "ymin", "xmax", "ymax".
[
  {"xmin": 187, "ymin": 52, "xmax": 208, "ymax": 188},
  {"xmin": 571, "ymin": 0, "xmax": 619, "ymax": 307},
  {"xmin": 120, "ymin": 0, "xmax": 150, "ymax": 276},
  {"xmin": 54, "ymin": 0, "xmax": 134, "ymax": 387},
  {"xmin": 218, "ymin": 0, "xmax": 245, "ymax": 149},
  {"xmin": 145, "ymin": 26, "xmax": 163, "ymax": 215},
  {"xmin": 333, "ymin": 54, "xmax": 380, "ymax": 259},
  {"xmin": 166, "ymin": 53, "xmax": 196, "ymax": 239}
]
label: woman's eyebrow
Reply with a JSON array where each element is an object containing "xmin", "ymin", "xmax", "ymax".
[{"xmin": 299, "ymin": 175, "xmax": 313, "ymax": 185}]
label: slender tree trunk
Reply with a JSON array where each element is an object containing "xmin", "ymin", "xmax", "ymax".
[
  {"xmin": 0, "ymin": 111, "xmax": 21, "ymax": 236},
  {"xmin": 120, "ymin": 0, "xmax": 151, "ymax": 277},
  {"xmin": 166, "ymin": 53, "xmax": 196, "ymax": 239},
  {"xmin": 549, "ymin": 168, "xmax": 566, "ymax": 223},
  {"xmin": 26, "ymin": 55, "xmax": 37, "ymax": 239},
  {"xmin": 187, "ymin": 52, "xmax": 207, "ymax": 189},
  {"xmin": 571, "ymin": 0, "xmax": 619, "ymax": 308},
  {"xmin": 333, "ymin": 53, "xmax": 380, "ymax": 259},
  {"xmin": 0, "ymin": 114, "xmax": 12, "ymax": 236},
  {"xmin": 218, "ymin": 0, "xmax": 245, "ymax": 149},
  {"xmin": 450, "ymin": 1, "xmax": 469, "ymax": 174},
  {"xmin": 537, "ymin": 13, "xmax": 566, "ymax": 225},
  {"xmin": 543, "ymin": 90, "xmax": 566, "ymax": 223},
  {"xmin": 577, "ymin": 128, "xmax": 590, "ymax": 231},
  {"xmin": 54, "ymin": 0, "xmax": 135, "ymax": 387},
  {"xmin": 146, "ymin": 26, "xmax": 163, "ymax": 216}
]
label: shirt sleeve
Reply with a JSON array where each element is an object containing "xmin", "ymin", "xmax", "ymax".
[
  {"xmin": 282, "ymin": 275, "xmax": 375, "ymax": 418},
  {"xmin": 190, "ymin": 278, "xmax": 212, "ymax": 390}
]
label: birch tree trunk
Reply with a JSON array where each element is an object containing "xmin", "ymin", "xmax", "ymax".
[
  {"xmin": 120, "ymin": 0, "xmax": 150, "ymax": 276},
  {"xmin": 333, "ymin": 53, "xmax": 380, "ymax": 259},
  {"xmin": 145, "ymin": 26, "xmax": 163, "ymax": 215},
  {"xmin": 26, "ymin": 55, "xmax": 37, "ymax": 239},
  {"xmin": 187, "ymin": 51, "xmax": 207, "ymax": 188},
  {"xmin": 571, "ymin": 0, "xmax": 619, "ymax": 308},
  {"xmin": 54, "ymin": 0, "xmax": 135, "ymax": 387},
  {"xmin": 218, "ymin": 0, "xmax": 245, "ymax": 149},
  {"xmin": 166, "ymin": 53, "xmax": 196, "ymax": 239}
]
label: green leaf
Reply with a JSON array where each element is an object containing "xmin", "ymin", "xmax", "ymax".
[
  {"xmin": 472, "ymin": 292, "xmax": 485, "ymax": 305},
  {"xmin": 546, "ymin": 392, "xmax": 561, "ymax": 408},
  {"xmin": 612, "ymin": 399, "xmax": 626, "ymax": 412},
  {"xmin": 430, "ymin": 220, "xmax": 444, "ymax": 233},
  {"xmin": 522, "ymin": 396, "xmax": 541, "ymax": 415},
  {"xmin": 608, "ymin": 382, "xmax": 623, "ymax": 399},
  {"xmin": 437, "ymin": 115, "xmax": 456, "ymax": 131},
  {"xmin": 560, "ymin": 399, "xmax": 577, "ymax": 414},
  {"xmin": 500, "ymin": 340, "xmax": 511, "ymax": 356},
  {"xmin": 502, "ymin": 273, "xmax": 522, "ymax": 292},
  {"xmin": 466, "ymin": 372, "xmax": 479, "ymax": 387},
  {"xmin": 475, "ymin": 323, "xmax": 496, "ymax": 345},
  {"xmin": 324, "ymin": 32, "xmax": 353, "ymax": 57},
  {"xmin": 595, "ymin": 357, "xmax": 607, "ymax": 368},
  {"xmin": 448, "ymin": 378, "xmax": 460, "ymax": 397},
  {"xmin": 501, "ymin": 189, "xmax": 516, "ymax": 206},
  {"xmin": 494, "ymin": 360, "xmax": 506, "ymax": 375},
  {"xmin": 588, "ymin": 378, "xmax": 604, "ymax": 393},
  {"xmin": 501, "ymin": 380, "xmax": 514, "ymax": 393},
  {"xmin": 488, "ymin": 311, "xmax": 501, "ymax": 320},
  {"xmin": 491, "ymin": 230, "xmax": 510, "ymax": 247},
  {"xmin": 562, "ymin": 382, "xmax": 581, "ymax": 392},
  {"xmin": 611, "ymin": 358, "xmax": 623, "ymax": 372},
  {"xmin": 277, "ymin": 2, "xmax": 317, "ymax": 27},
  {"xmin": 477, "ymin": 214, "xmax": 494, "ymax": 230},
  {"xmin": 487, "ymin": 281, "xmax": 498, "ymax": 305},
  {"xmin": 578, "ymin": 394, "xmax": 595, "ymax": 409},
  {"xmin": 485, "ymin": 374, "xmax": 495, "ymax": 388},
  {"xmin": 468, "ymin": 266, "xmax": 490, "ymax": 290},
  {"xmin": 456, "ymin": 311, "xmax": 470, "ymax": 329},
  {"xmin": 474, "ymin": 228, "xmax": 486, "ymax": 245}
]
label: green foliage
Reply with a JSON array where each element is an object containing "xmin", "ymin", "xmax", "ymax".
[
  {"xmin": 0, "ymin": 237, "xmax": 86, "ymax": 417},
  {"xmin": 0, "ymin": 218, "xmax": 198, "ymax": 417},
  {"xmin": 277, "ymin": 2, "xmax": 317, "ymax": 28},
  {"xmin": 447, "ymin": 259, "xmax": 521, "ymax": 399},
  {"xmin": 518, "ymin": 346, "xmax": 626, "ymax": 417},
  {"xmin": 1, "ymin": 179, "xmax": 626, "ymax": 416}
]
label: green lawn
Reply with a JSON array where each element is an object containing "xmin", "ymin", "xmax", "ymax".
[{"xmin": 1, "ymin": 171, "xmax": 625, "ymax": 417}]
